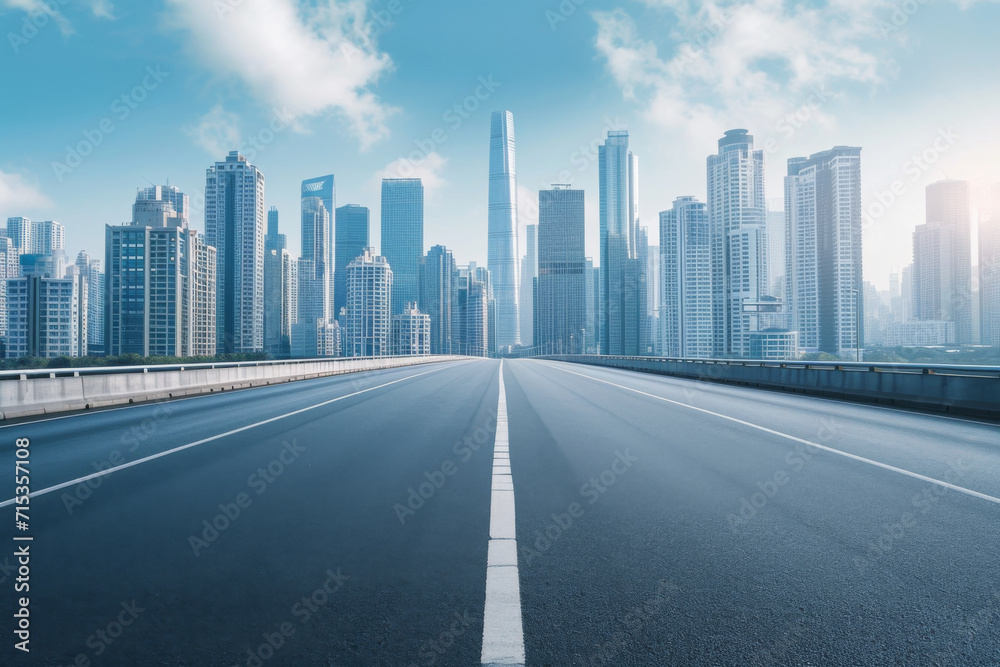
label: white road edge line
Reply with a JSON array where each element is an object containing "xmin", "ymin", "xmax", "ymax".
[
  {"xmin": 539, "ymin": 360, "xmax": 1000, "ymax": 507},
  {"xmin": 0, "ymin": 363, "xmax": 465, "ymax": 509},
  {"xmin": 481, "ymin": 360, "xmax": 525, "ymax": 667}
]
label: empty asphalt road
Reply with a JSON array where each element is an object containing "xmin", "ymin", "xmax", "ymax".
[{"xmin": 2, "ymin": 358, "xmax": 998, "ymax": 666}]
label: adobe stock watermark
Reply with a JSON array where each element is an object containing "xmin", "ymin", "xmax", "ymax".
[
  {"xmin": 52, "ymin": 65, "xmax": 170, "ymax": 182},
  {"xmin": 546, "ymin": 0, "xmax": 586, "ymax": 31},
  {"xmin": 862, "ymin": 127, "xmax": 961, "ymax": 230},
  {"xmin": 188, "ymin": 438, "xmax": 306, "ymax": 556},
  {"xmin": 407, "ymin": 610, "xmax": 476, "ymax": 666},
  {"xmin": 62, "ymin": 403, "xmax": 175, "ymax": 514},
  {"xmin": 59, "ymin": 599, "xmax": 146, "ymax": 666},
  {"xmin": 726, "ymin": 417, "xmax": 843, "ymax": 533},
  {"xmin": 520, "ymin": 449, "xmax": 639, "ymax": 566},
  {"xmin": 583, "ymin": 579, "xmax": 680, "ymax": 667},
  {"xmin": 234, "ymin": 567, "xmax": 350, "ymax": 667},
  {"xmin": 761, "ymin": 85, "xmax": 833, "ymax": 156},
  {"xmin": 392, "ymin": 410, "xmax": 498, "ymax": 524},
  {"xmin": 7, "ymin": 0, "xmax": 70, "ymax": 54},
  {"xmin": 875, "ymin": 0, "xmax": 931, "ymax": 39},
  {"xmin": 383, "ymin": 75, "xmax": 502, "ymax": 181},
  {"xmin": 667, "ymin": 8, "xmax": 735, "ymax": 75}
]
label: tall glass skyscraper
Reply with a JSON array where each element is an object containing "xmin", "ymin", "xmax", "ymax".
[
  {"xmin": 301, "ymin": 175, "xmax": 335, "ymax": 319},
  {"xmin": 381, "ymin": 178, "xmax": 424, "ymax": 317},
  {"xmin": 205, "ymin": 151, "xmax": 265, "ymax": 353},
  {"xmin": 422, "ymin": 244, "xmax": 456, "ymax": 354},
  {"xmin": 488, "ymin": 110, "xmax": 521, "ymax": 350},
  {"xmin": 707, "ymin": 130, "xmax": 768, "ymax": 358},
  {"xmin": 536, "ymin": 186, "xmax": 586, "ymax": 354},
  {"xmin": 334, "ymin": 204, "xmax": 370, "ymax": 318},
  {"xmin": 519, "ymin": 224, "xmax": 537, "ymax": 348},
  {"xmin": 599, "ymin": 130, "xmax": 641, "ymax": 355},
  {"xmin": 264, "ymin": 207, "xmax": 291, "ymax": 357},
  {"xmin": 660, "ymin": 196, "xmax": 713, "ymax": 358}
]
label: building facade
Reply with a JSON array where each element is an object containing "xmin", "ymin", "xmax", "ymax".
[
  {"xmin": 488, "ymin": 110, "xmax": 521, "ymax": 350},
  {"xmin": 334, "ymin": 204, "xmax": 370, "ymax": 319},
  {"xmin": 381, "ymin": 178, "xmax": 424, "ymax": 317},
  {"xmin": 345, "ymin": 248, "xmax": 392, "ymax": 357},
  {"xmin": 660, "ymin": 197, "xmax": 714, "ymax": 358},
  {"xmin": 391, "ymin": 302, "xmax": 431, "ymax": 356},
  {"xmin": 536, "ymin": 187, "xmax": 586, "ymax": 355},
  {"xmin": 421, "ymin": 245, "xmax": 455, "ymax": 355}
]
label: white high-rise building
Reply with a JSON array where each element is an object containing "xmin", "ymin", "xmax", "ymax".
[
  {"xmin": 75, "ymin": 251, "xmax": 105, "ymax": 355},
  {"xmin": 785, "ymin": 147, "xmax": 863, "ymax": 357},
  {"xmin": 660, "ymin": 197, "xmax": 714, "ymax": 358},
  {"xmin": 205, "ymin": 151, "xmax": 265, "ymax": 353},
  {"xmin": 345, "ymin": 248, "xmax": 392, "ymax": 357},
  {"xmin": 0, "ymin": 237, "xmax": 18, "ymax": 344},
  {"xmin": 6, "ymin": 254, "xmax": 86, "ymax": 359},
  {"xmin": 487, "ymin": 110, "xmax": 521, "ymax": 350},
  {"xmin": 4, "ymin": 217, "xmax": 65, "ymax": 256},
  {"xmin": 707, "ymin": 129, "xmax": 768, "ymax": 358},
  {"xmin": 391, "ymin": 302, "xmax": 431, "ymax": 356}
]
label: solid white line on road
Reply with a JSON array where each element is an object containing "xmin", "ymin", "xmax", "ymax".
[
  {"xmin": 540, "ymin": 360, "xmax": 1000, "ymax": 507},
  {"xmin": 482, "ymin": 360, "xmax": 525, "ymax": 667},
  {"xmin": 0, "ymin": 363, "xmax": 465, "ymax": 509}
]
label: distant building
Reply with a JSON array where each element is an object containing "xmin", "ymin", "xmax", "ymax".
[
  {"xmin": 0, "ymin": 237, "xmax": 18, "ymax": 348},
  {"xmin": 345, "ymin": 248, "xmax": 392, "ymax": 357},
  {"xmin": 264, "ymin": 207, "xmax": 291, "ymax": 357},
  {"xmin": 205, "ymin": 151, "xmax": 265, "ymax": 353},
  {"xmin": 488, "ymin": 110, "xmax": 521, "ymax": 350},
  {"xmin": 6, "ymin": 253, "xmax": 86, "ymax": 358},
  {"xmin": 519, "ymin": 224, "xmax": 537, "ymax": 349},
  {"xmin": 301, "ymin": 175, "xmax": 336, "ymax": 319},
  {"xmin": 334, "ymin": 204, "xmax": 370, "ymax": 318},
  {"xmin": 381, "ymin": 178, "xmax": 423, "ymax": 316},
  {"xmin": 75, "ymin": 251, "xmax": 105, "ymax": 355},
  {"xmin": 421, "ymin": 245, "xmax": 455, "ymax": 354},
  {"xmin": 884, "ymin": 321, "xmax": 956, "ymax": 347},
  {"xmin": 660, "ymin": 196, "xmax": 714, "ymax": 358},
  {"xmin": 785, "ymin": 146, "xmax": 863, "ymax": 358},
  {"xmin": 391, "ymin": 302, "xmax": 431, "ymax": 356},
  {"xmin": 750, "ymin": 329, "xmax": 799, "ymax": 360},
  {"xmin": 536, "ymin": 186, "xmax": 586, "ymax": 355},
  {"xmin": 5, "ymin": 217, "xmax": 65, "ymax": 256},
  {"xmin": 979, "ymin": 184, "xmax": 1000, "ymax": 347},
  {"xmin": 453, "ymin": 265, "xmax": 491, "ymax": 357}
]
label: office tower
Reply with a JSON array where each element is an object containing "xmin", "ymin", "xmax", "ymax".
[
  {"xmin": 345, "ymin": 248, "xmax": 392, "ymax": 357},
  {"xmin": 5, "ymin": 217, "xmax": 32, "ymax": 253},
  {"xmin": 979, "ymin": 184, "xmax": 1000, "ymax": 347},
  {"xmin": 299, "ymin": 196, "xmax": 331, "ymax": 323},
  {"xmin": 334, "ymin": 204, "xmax": 370, "ymax": 318},
  {"xmin": 453, "ymin": 265, "xmax": 491, "ymax": 357},
  {"xmin": 599, "ymin": 130, "xmax": 643, "ymax": 355},
  {"xmin": 192, "ymin": 240, "xmax": 217, "ymax": 356},
  {"xmin": 421, "ymin": 245, "xmax": 455, "ymax": 354},
  {"xmin": 205, "ymin": 151, "xmax": 265, "ymax": 353},
  {"xmin": 6, "ymin": 254, "xmax": 86, "ymax": 358},
  {"xmin": 474, "ymin": 263, "xmax": 497, "ymax": 355},
  {"xmin": 785, "ymin": 146, "xmax": 863, "ymax": 357},
  {"xmin": 391, "ymin": 302, "xmax": 431, "ymax": 356},
  {"xmin": 0, "ymin": 237, "xmax": 17, "ymax": 345},
  {"xmin": 381, "ymin": 178, "xmax": 424, "ymax": 316},
  {"xmin": 535, "ymin": 186, "xmax": 586, "ymax": 355},
  {"xmin": 660, "ymin": 196, "xmax": 714, "ymax": 358},
  {"xmin": 646, "ymin": 242, "xmax": 660, "ymax": 350},
  {"xmin": 264, "ymin": 207, "xmax": 291, "ymax": 357},
  {"xmin": 912, "ymin": 180, "xmax": 974, "ymax": 343},
  {"xmin": 488, "ymin": 110, "xmax": 521, "ymax": 350},
  {"xmin": 75, "ymin": 251, "xmax": 105, "ymax": 355},
  {"xmin": 519, "ymin": 224, "xmax": 537, "ymax": 349},
  {"xmin": 302, "ymin": 176, "xmax": 336, "ymax": 318},
  {"xmin": 585, "ymin": 259, "xmax": 599, "ymax": 353},
  {"xmin": 631, "ymin": 225, "xmax": 651, "ymax": 354},
  {"xmin": 106, "ymin": 187, "xmax": 216, "ymax": 357},
  {"xmin": 707, "ymin": 129, "xmax": 768, "ymax": 358},
  {"xmin": 766, "ymin": 202, "xmax": 786, "ymax": 302}
]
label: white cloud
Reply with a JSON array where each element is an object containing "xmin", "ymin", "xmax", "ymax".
[
  {"xmin": 1, "ymin": 0, "xmax": 115, "ymax": 34},
  {"xmin": 0, "ymin": 171, "xmax": 53, "ymax": 213},
  {"xmin": 593, "ymin": 1, "xmax": 892, "ymax": 134},
  {"xmin": 166, "ymin": 0, "xmax": 396, "ymax": 150},
  {"xmin": 374, "ymin": 152, "xmax": 448, "ymax": 193},
  {"xmin": 184, "ymin": 105, "xmax": 243, "ymax": 157}
]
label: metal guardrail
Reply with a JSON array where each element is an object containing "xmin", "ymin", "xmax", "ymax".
[
  {"xmin": 538, "ymin": 355, "xmax": 1000, "ymax": 379},
  {"xmin": 0, "ymin": 356, "xmax": 438, "ymax": 382}
]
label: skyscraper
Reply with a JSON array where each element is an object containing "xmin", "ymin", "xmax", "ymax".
[
  {"xmin": 301, "ymin": 175, "xmax": 336, "ymax": 318},
  {"xmin": 6, "ymin": 253, "xmax": 87, "ymax": 359},
  {"xmin": 785, "ymin": 147, "xmax": 863, "ymax": 357},
  {"xmin": 519, "ymin": 224, "xmax": 537, "ymax": 348},
  {"xmin": 599, "ymin": 130, "xmax": 641, "ymax": 355},
  {"xmin": 0, "ymin": 237, "xmax": 19, "ymax": 347},
  {"xmin": 660, "ymin": 196, "xmax": 714, "ymax": 358},
  {"xmin": 913, "ymin": 180, "xmax": 974, "ymax": 343},
  {"xmin": 488, "ymin": 110, "xmax": 521, "ymax": 350},
  {"xmin": 980, "ymin": 184, "xmax": 1000, "ymax": 347},
  {"xmin": 707, "ymin": 129, "xmax": 768, "ymax": 358},
  {"xmin": 106, "ymin": 186, "xmax": 216, "ymax": 357},
  {"xmin": 421, "ymin": 245, "xmax": 455, "ymax": 354},
  {"xmin": 4, "ymin": 217, "xmax": 65, "ymax": 256},
  {"xmin": 536, "ymin": 186, "xmax": 586, "ymax": 355},
  {"xmin": 391, "ymin": 302, "xmax": 431, "ymax": 356},
  {"xmin": 453, "ymin": 265, "xmax": 491, "ymax": 357},
  {"xmin": 205, "ymin": 151, "xmax": 265, "ymax": 353},
  {"xmin": 345, "ymin": 248, "xmax": 392, "ymax": 357},
  {"xmin": 75, "ymin": 251, "xmax": 105, "ymax": 355},
  {"xmin": 381, "ymin": 178, "xmax": 424, "ymax": 316},
  {"xmin": 334, "ymin": 204, "xmax": 370, "ymax": 319},
  {"xmin": 264, "ymin": 207, "xmax": 291, "ymax": 357}
]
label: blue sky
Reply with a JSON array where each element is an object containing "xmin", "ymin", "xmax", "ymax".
[{"xmin": 2, "ymin": 0, "xmax": 999, "ymax": 289}]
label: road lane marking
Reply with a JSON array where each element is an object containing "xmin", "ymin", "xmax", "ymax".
[
  {"xmin": 539, "ymin": 360, "xmax": 1000, "ymax": 507},
  {"xmin": 482, "ymin": 360, "xmax": 525, "ymax": 667},
  {"xmin": 0, "ymin": 363, "xmax": 466, "ymax": 509}
]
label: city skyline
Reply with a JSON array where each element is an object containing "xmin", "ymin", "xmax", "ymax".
[{"xmin": 3, "ymin": 1, "xmax": 1000, "ymax": 293}]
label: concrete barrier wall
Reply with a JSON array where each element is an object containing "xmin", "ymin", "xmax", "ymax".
[
  {"xmin": 0, "ymin": 356, "xmax": 471, "ymax": 420},
  {"xmin": 541, "ymin": 355, "xmax": 1000, "ymax": 419}
]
